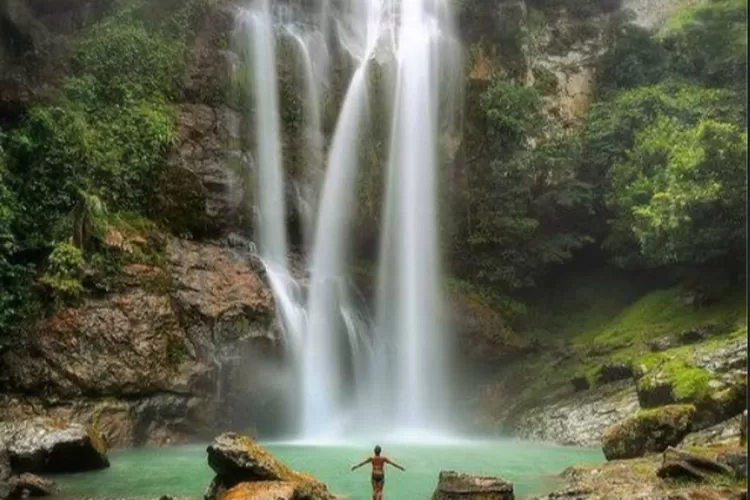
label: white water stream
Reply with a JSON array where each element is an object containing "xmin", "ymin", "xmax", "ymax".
[{"xmin": 234, "ymin": 0, "xmax": 460, "ymax": 440}]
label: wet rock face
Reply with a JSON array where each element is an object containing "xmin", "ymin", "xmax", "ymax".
[
  {"xmin": 0, "ymin": 419, "xmax": 108, "ymax": 474},
  {"xmin": 0, "ymin": 239, "xmax": 281, "ymax": 448},
  {"xmin": 204, "ymin": 433, "xmax": 333, "ymax": 500},
  {"xmin": 602, "ymin": 405, "xmax": 695, "ymax": 461},
  {"xmin": 515, "ymin": 380, "xmax": 640, "ymax": 447},
  {"xmin": 166, "ymin": 104, "xmax": 249, "ymax": 238},
  {"xmin": 431, "ymin": 470, "xmax": 514, "ymax": 500}
]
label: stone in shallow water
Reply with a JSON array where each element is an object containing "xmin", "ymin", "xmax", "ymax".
[
  {"xmin": 431, "ymin": 470, "xmax": 514, "ymax": 500},
  {"xmin": 0, "ymin": 419, "xmax": 108, "ymax": 474}
]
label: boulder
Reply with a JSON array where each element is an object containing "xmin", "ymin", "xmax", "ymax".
[
  {"xmin": 207, "ymin": 433, "xmax": 286, "ymax": 482},
  {"xmin": 204, "ymin": 433, "xmax": 332, "ymax": 500},
  {"xmin": 602, "ymin": 405, "xmax": 695, "ymax": 460},
  {"xmin": 648, "ymin": 336, "xmax": 679, "ymax": 353},
  {"xmin": 679, "ymin": 415, "xmax": 742, "ymax": 448},
  {"xmin": 740, "ymin": 410, "xmax": 747, "ymax": 446},
  {"xmin": 9, "ymin": 473, "xmax": 58, "ymax": 497},
  {"xmin": 570, "ymin": 375, "xmax": 590, "ymax": 392},
  {"xmin": 219, "ymin": 481, "xmax": 296, "ymax": 500},
  {"xmin": 657, "ymin": 447, "xmax": 733, "ymax": 482},
  {"xmin": 431, "ymin": 470, "xmax": 514, "ymax": 500},
  {"xmin": 595, "ymin": 363, "xmax": 633, "ymax": 385},
  {"xmin": 717, "ymin": 449, "xmax": 747, "ymax": 480},
  {"xmin": 0, "ymin": 419, "xmax": 108, "ymax": 473}
]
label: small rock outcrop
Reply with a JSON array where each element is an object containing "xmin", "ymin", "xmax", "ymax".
[
  {"xmin": 657, "ymin": 447, "xmax": 733, "ymax": 482},
  {"xmin": 204, "ymin": 433, "xmax": 332, "ymax": 500},
  {"xmin": 516, "ymin": 380, "xmax": 640, "ymax": 446},
  {"xmin": 595, "ymin": 363, "xmax": 633, "ymax": 385},
  {"xmin": 716, "ymin": 449, "xmax": 747, "ymax": 480},
  {"xmin": 9, "ymin": 473, "xmax": 58, "ymax": 497},
  {"xmin": 679, "ymin": 414, "xmax": 743, "ymax": 449},
  {"xmin": 430, "ymin": 470, "xmax": 514, "ymax": 500},
  {"xmin": 602, "ymin": 405, "xmax": 695, "ymax": 460},
  {"xmin": 0, "ymin": 419, "xmax": 108, "ymax": 474}
]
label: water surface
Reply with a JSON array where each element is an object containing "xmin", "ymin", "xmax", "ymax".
[{"xmin": 52, "ymin": 440, "xmax": 603, "ymax": 499}]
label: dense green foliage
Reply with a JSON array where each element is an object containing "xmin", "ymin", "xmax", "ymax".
[
  {"xmin": 0, "ymin": 0, "xmax": 746, "ymax": 337},
  {"xmin": 0, "ymin": 0, "xmax": 202, "ymax": 334},
  {"xmin": 454, "ymin": 0, "xmax": 746, "ymax": 304},
  {"xmin": 454, "ymin": 77, "xmax": 592, "ymax": 289}
]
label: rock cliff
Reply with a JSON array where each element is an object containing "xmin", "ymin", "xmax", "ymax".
[{"xmin": 0, "ymin": 239, "xmax": 283, "ymax": 447}]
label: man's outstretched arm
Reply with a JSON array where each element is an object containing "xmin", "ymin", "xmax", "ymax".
[
  {"xmin": 385, "ymin": 458, "xmax": 405, "ymax": 471},
  {"xmin": 351, "ymin": 458, "xmax": 371, "ymax": 471}
]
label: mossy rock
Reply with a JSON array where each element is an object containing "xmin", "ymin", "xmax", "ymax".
[
  {"xmin": 205, "ymin": 433, "xmax": 333, "ymax": 500},
  {"xmin": 602, "ymin": 405, "xmax": 696, "ymax": 460}
]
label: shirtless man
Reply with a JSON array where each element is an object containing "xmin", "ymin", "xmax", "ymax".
[{"xmin": 350, "ymin": 445, "xmax": 405, "ymax": 500}]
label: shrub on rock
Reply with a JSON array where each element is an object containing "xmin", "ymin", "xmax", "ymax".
[
  {"xmin": 602, "ymin": 405, "xmax": 695, "ymax": 460},
  {"xmin": 0, "ymin": 419, "xmax": 109, "ymax": 474},
  {"xmin": 431, "ymin": 470, "xmax": 514, "ymax": 500}
]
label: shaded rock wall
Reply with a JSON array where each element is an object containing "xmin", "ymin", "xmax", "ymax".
[{"xmin": 0, "ymin": 239, "xmax": 284, "ymax": 447}]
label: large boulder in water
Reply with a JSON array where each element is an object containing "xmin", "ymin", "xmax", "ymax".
[
  {"xmin": 602, "ymin": 405, "xmax": 695, "ymax": 460},
  {"xmin": 431, "ymin": 470, "xmax": 514, "ymax": 500},
  {"xmin": 0, "ymin": 418, "xmax": 108, "ymax": 473},
  {"xmin": 205, "ymin": 433, "xmax": 332, "ymax": 500}
]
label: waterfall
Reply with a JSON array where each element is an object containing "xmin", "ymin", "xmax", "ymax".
[{"xmin": 234, "ymin": 0, "xmax": 461, "ymax": 441}]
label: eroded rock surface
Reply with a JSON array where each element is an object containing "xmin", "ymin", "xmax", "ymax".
[
  {"xmin": 431, "ymin": 470, "xmax": 514, "ymax": 500},
  {"xmin": 529, "ymin": 449, "xmax": 746, "ymax": 500},
  {"xmin": 0, "ymin": 418, "xmax": 108, "ymax": 473},
  {"xmin": 0, "ymin": 239, "xmax": 281, "ymax": 447},
  {"xmin": 515, "ymin": 380, "xmax": 640, "ymax": 446}
]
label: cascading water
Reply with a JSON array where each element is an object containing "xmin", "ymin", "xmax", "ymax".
[{"xmin": 234, "ymin": 0, "xmax": 461, "ymax": 441}]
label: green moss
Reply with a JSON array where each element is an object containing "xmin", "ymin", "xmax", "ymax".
[
  {"xmin": 635, "ymin": 345, "xmax": 713, "ymax": 401},
  {"xmin": 636, "ymin": 403, "xmax": 696, "ymax": 421},
  {"xmin": 166, "ymin": 336, "xmax": 189, "ymax": 366},
  {"xmin": 574, "ymin": 286, "xmax": 746, "ymax": 351}
]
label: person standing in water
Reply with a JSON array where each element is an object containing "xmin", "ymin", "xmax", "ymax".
[{"xmin": 350, "ymin": 445, "xmax": 405, "ymax": 500}]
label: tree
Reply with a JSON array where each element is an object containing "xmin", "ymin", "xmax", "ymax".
[
  {"xmin": 606, "ymin": 116, "xmax": 746, "ymax": 271},
  {"xmin": 454, "ymin": 77, "xmax": 593, "ymax": 289}
]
